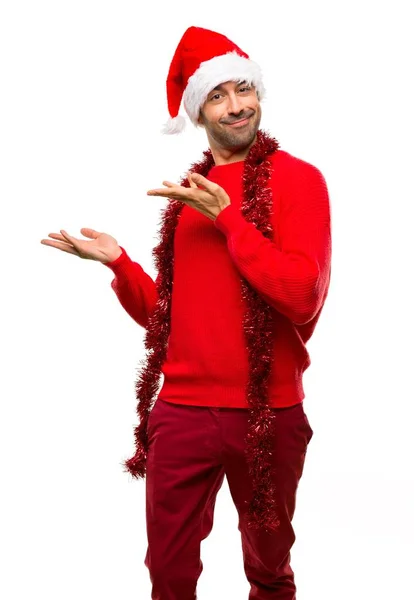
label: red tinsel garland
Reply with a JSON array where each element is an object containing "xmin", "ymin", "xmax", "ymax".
[{"xmin": 123, "ymin": 129, "xmax": 282, "ymax": 533}]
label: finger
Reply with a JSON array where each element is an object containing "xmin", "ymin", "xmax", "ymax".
[
  {"xmin": 147, "ymin": 187, "xmax": 187, "ymax": 197},
  {"xmin": 191, "ymin": 173, "xmax": 210, "ymax": 187},
  {"xmin": 147, "ymin": 188, "xmax": 171, "ymax": 196},
  {"xmin": 40, "ymin": 239, "xmax": 79, "ymax": 256},
  {"xmin": 147, "ymin": 181, "xmax": 175, "ymax": 195},
  {"xmin": 45, "ymin": 232, "xmax": 71, "ymax": 243},
  {"xmin": 60, "ymin": 229, "xmax": 82, "ymax": 251},
  {"xmin": 188, "ymin": 172, "xmax": 215, "ymax": 191},
  {"xmin": 80, "ymin": 228, "xmax": 101, "ymax": 239},
  {"xmin": 187, "ymin": 171, "xmax": 198, "ymax": 188},
  {"xmin": 148, "ymin": 178, "xmax": 193, "ymax": 195}
]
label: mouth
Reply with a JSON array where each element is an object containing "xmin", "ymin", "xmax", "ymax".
[{"xmin": 226, "ymin": 115, "xmax": 252, "ymax": 128}]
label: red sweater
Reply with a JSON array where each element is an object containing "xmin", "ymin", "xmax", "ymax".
[{"xmin": 104, "ymin": 149, "xmax": 332, "ymax": 408}]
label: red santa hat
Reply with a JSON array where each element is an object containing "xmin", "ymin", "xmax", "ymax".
[{"xmin": 162, "ymin": 26, "xmax": 265, "ymax": 134}]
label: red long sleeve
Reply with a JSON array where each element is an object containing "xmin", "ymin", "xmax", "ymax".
[
  {"xmin": 104, "ymin": 149, "xmax": 332, "ymax": 409},
  {"xmin": 213, "ymin": 157, "xmax": 331, "ymax": 325},
  {"xmin": 103, "ymin": 247, "xmax": 158, "ymax": 329}
]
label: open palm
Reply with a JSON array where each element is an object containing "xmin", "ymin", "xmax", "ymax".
[{"xmin": 40, "ymin": 228, "xmax": 121, "ymax": 263}]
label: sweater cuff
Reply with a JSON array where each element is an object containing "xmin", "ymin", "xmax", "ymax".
[
  {"xmin": 214, "ymin": 203, "xmax": 247, "ymax": 237},
  {"xmin": 103, "ymin": 246, "xmax": 138, "ymax": 278}
]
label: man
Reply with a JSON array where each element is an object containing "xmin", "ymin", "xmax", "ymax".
[{"xmin": 41, "ymin": 26, "xmax": 331, "ymax": 600}]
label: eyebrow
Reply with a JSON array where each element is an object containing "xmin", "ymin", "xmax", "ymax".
[{"xmin": 210, "ymin": 80, "xmax": 248, "ymax": 93}]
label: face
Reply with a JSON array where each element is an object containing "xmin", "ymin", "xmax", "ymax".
[{"xmin": 197, "ymin": 80, "xmax": 261, "ymax": 151}]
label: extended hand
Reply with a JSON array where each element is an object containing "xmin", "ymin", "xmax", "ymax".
[
  {"xmin": 147, "ymin": 172, "xmax": 231, "ymax": 221},
  {"xmin": 40, "ymin": 228, "xmax": 122, "ymax": 263}
]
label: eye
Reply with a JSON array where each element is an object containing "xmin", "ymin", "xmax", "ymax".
[{"xmin": 239, "ymin": 86, "xmax": 251, "ymax": 93}]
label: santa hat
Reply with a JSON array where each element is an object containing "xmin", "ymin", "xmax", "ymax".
[{"xmin": 161, "ymin": 26, "xmax": 265, "ymax": 134}]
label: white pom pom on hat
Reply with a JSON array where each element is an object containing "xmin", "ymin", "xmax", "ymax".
[
  {"xmin": 161, "ymin": 26, "xmax": 265, "ymax": 135},
  {"xmin": 161, "ymin": 114, "xmax": 186, "ymax": 134}
]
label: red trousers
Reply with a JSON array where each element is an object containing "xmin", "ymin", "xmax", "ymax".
[{"xmin": 144, "ymin": 399, "xmax": 314, "ymax": 600}]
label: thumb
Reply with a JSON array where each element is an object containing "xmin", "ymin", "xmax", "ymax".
[
  {"xmin": 189, "ymin": 172, "xmax": 210, "ymax": 190},
  {"xmin": 186, "ymin": 171, "xmax": 198, "ymax": 188},
  {"xmin": 80, "ymin": 228, "xmax": 101, "ymax": 239}
]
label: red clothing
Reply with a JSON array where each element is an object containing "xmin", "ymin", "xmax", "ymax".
[{"xmin": 104, "ymin": 149, "xmax": 332, "ymax": 408}]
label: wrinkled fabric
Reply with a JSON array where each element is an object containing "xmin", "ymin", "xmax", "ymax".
[{"xmin": 144, "ymin": 398, "xmax": 313, "ymax": 600}]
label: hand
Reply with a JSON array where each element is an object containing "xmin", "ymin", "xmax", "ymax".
[
  {"xmin": 147, "ymin": 172, "xmax": 231, "ymax": 221},
  {"xmin": 40, "ymin": 228, "xmax": 122, "ymax": 264}
]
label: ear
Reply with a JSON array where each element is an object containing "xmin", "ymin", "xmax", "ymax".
[{"xmin": 197, "ymin": 110, "xmax": 205, "ymax": 127}]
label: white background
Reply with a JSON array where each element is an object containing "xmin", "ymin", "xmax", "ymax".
[{"xmin": 1, "ymin": 1, "xmax": 413, "ymax": 598}]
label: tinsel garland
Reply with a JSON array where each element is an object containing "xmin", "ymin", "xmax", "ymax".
[{"xmin": 123, "ymin": 129, "xmax": 282, "ymax": 533}]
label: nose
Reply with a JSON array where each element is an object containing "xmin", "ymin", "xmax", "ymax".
[{"xmin": 227, "ymin": 92, "xmax": 244, "ymax": 116}]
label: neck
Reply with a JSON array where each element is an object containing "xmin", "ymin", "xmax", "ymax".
[{"xmin": 208, "ymin": 132, "xmax": 258, "ymax": 166}]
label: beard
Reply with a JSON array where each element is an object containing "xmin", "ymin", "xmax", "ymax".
[{"xmin": 202, "ymin": 106, "xmax": 262, "ymax": 150}]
